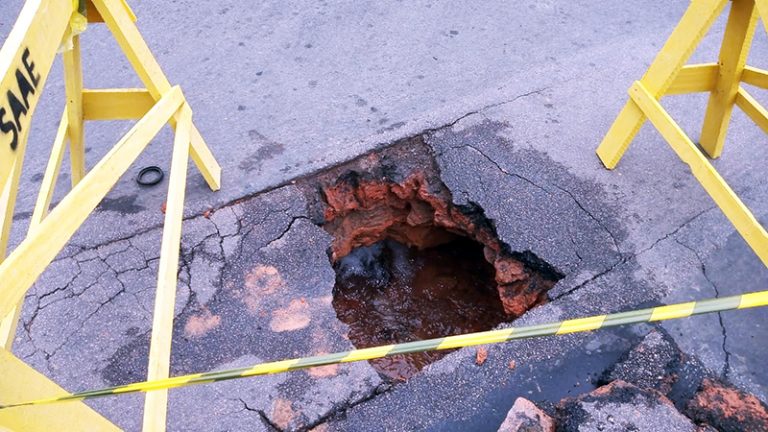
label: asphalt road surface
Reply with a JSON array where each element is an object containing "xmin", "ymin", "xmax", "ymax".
[{"xmin": 1, "ymin": 1, "xmax": 768, "ymax": 431}]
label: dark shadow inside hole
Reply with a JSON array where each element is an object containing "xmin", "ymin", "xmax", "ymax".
[{"xmin": 332, "ymin": 236, "xmax": 510, "ymax": 381}]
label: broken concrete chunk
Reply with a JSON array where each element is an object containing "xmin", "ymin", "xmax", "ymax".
[
  {"xmin": 557, "ymin": 380, "xmax": 697, "ymax": 432},
  {"xmin": 685, "ymin": 378, "xmax": 768, "ymax": 432},
  {"xmin": 666, "ymin": 354, "xmax": 708, "ymax": 412},
  {"xmin": 497, "ymin": 397, "xmax": 554, "ymax": 432},
  {"xmin": 603, "ymin": 329, "xmax": 682, "ymax": 395}
]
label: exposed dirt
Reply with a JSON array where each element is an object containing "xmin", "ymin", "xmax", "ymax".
[
  {"xmin": 321, "ymin": 169, "xmax": 560, "ymax": 316},
  {"xmin": 686, "ymin": 378, "xmax": 768, "ymax": 432},
  {"xmin": 555, "ymin": 380, "xmax": 697, "ymax": 432},
  {"xmin": 306, "ymin": 138, "xmax": 562, "ymax": 315},
  {"xmin": 300, "ymin": 137, "xmax": 562, "ymax": 379},
  {"xmin": 551, "ymin": 330, "xmax": 768, "ymax": 432}
]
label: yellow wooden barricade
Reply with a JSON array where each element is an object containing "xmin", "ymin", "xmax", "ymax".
[
  {"xmin": 0, "ymin": 0, "xmax": 221, "ymax": 430},
  {"xmin": 598, "ymin": 0, "xmax": 768, "ymax": 267}
]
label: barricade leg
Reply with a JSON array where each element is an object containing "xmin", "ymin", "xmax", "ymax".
[
  {"xmin": 0, "ymin": 87, "xmax": 185, "ymax": 319},
  {"xmin": 91, "ymin": 0, "xmax": 221, "ymax": 191},
  {"xmin": 628, "ymin": 81, "xmax": 768, "ymax": 266},
  {"xmin": 596, "ymin": 0, "xmax": 728, "ymax": 168},
  {"xmin": 755, "ymin": 0, "xmax": 768, "ymax": 34},
  {"xmin": 63, "ymin": 35, "xmax": 86, "ymax": 185},
  {"xmin": 699, "ymin": 0, "xmax": 759, "ymax": 158},
  {"xmin": 735, "ymin": 87, "xmax": 768, "ymax": 133},
  {"xmin": 0, "ymin": 348, "xmax": 119, "ymax": 431},
  {"xmin": 30, "ymin": 110, "xmax": 71, "ymax": 226},
  {"xmin": 142, "ymin": 103, "xmax": 192, "ymax": 432}
]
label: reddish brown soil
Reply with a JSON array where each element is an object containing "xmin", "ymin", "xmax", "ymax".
[
  {"xmin": 321, "ymin": 171, "xmax": 556, "ymax": 316},
  {"xmin": 686, "ymin": 378, "xmax": 768, "ymax": 431},
  {"xmin": 300, "ymin": 140, "xmax": 561, "ymax": 379}
]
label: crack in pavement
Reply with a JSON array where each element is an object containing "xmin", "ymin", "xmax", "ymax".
[
  {"xmin": 43, "ymin": 273, "xmax": 129, "ymax": 363},
  {"xmin": 674, "ymin": 238, "xmax": 732, "ymax": 380},
  {"xmin": 236, "ymin": 398, "xmax": 283, "ymax": 432},
  {"xmin": 21, "ymin": 237, "xmax": 164, "ymax": 371},
  {"xmin": 458, "ymin": 143, "xmax": 552, "ymax": 195},
  {"xmin": 552, "ymin": 205, "xmax": 716, "ymax": 301},
  {"xmin": 31, "ymin": 204, "xmax": 252, "ymax": 356},
  {"xmin": 298, "ymin": 383, "xmax": 393, "ymax": 432},
  {"xmin": 229, "ymin": 398, "xmax": 282, "ymax": 432},
  {"xmin": 434, "ymin": 141, "xmax": 623, "ymax": 260},
  {"xmin": 250, "ymin": 383, "xmax": 393, "ymax": 432},
  {"xmin": 45, "ymin": 88, "xmax": 551, "ymax": 264},
  {"xmin": 422, "ymin": 87, "xmax": 551, "ymax": 136},
  {"xmin": 552, "ymin": 183, "xmax": 622, "ymax": 255},
  {"xmin": 260, "ymin": 216, "xmax": 311, "ymax": 251}
]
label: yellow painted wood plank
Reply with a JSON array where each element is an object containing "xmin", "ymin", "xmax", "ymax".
[
  {"xmin": 91, "ymin": 0, "xmax": 221, "ymax": 191},
  {"xmin": 0, "ymin": 160, "xmax": 23, "ymax": 263},
  {"xmin": 666, "ymin": 63, "xmax": 719, "ymax": 95},
  {"xmin": 700, "ymin": 0, "xmax": 759, "ymax": 158},
  {"xmin": 30, "ymin": 110, "xmax": 69, "ymax": 227},
  {"xmin": 0, "ymin": 305, "xmax": 20, "ymax": 350},
  {"xmin": 640, "ymin": 0, "xmax": 729, "ymax": 92},
  {"xmin": 0, "ymin": 80, "xmax": 46, "ymax": 348},
  {"xmin": 142, "ymin": 103, "xmax": 192, "ymax": 432},
  {"xmin": 0, "ymin": 348, "xmax": 119, "ymax": 431},
  {"xmin": 0, "ymin": 160, "xmax": 25, "ymax": 349},
  {"xmin": 0, "ymin": 87, "xmax": 184, "ymax": 319},
  {"xmin": 754, "ymin": 0, "xmax": 768, "ymax": 37},
  {"xmin": 189, "ymin": 125, "xmax": 221, "ymax": 191},
  {"xmin": 596, "ymin": 0, "xmax": 728, "ymax": 169},
  {"xmin": 62, "ymin": 36, "xmax": 86, "ymax": 186},
  {"xmin": 0, "ymin": 110, "xmax": 70, "ymax": 350},
  {"xmin": 735, "ymin": 86, "xmax": 768, "ymax": 134},
  {"xmin": 90, "ymin": 0, "xmax": 170, "ymax": 96},
  {"xmin": 629, "ymin": 80, "xmax": 768, "ymax": 266},
  {"xmin": 0, "ymin": 0, "xmax": 74, "ymax": 192},
  {"xmin": 596, "ymin": 100, "xmax": 646, "ymax": 169},
  {"xmin": 82, "ymin": 88, "xmax": 155, "ymax": 120},
  {"xmin": 742, "ymin": 65, "xmax": 768, "ymax": 89}
]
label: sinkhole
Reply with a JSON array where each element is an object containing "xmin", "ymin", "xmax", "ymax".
[
  {"xmin": 333, "ymin": 237, "xmax": 509, "ymax": 380},
  {"xmin": 306, "ymin": 140, "xmax": 563, "ymax": 381}
]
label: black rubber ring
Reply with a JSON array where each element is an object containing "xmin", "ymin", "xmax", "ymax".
[{"xmin": 136, "ymin": 166, "xmax": 164, "ymax": 186}]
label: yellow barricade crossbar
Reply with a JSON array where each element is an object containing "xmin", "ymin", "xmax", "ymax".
[
  {"xmin": 0, "ymin": 0, "xmax": 221, "ymax": 430},
  {"xmin": 596, "ymin": 0, "xmax": 768, "ymax": 267}
]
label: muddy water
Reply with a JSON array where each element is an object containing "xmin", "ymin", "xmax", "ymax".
[{"xmin": 332, "ymin": 238, "xmax": 510, "ymax": 381}]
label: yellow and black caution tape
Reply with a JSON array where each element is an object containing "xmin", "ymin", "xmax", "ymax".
[{"xmin": 2, "ymin": 289, "xmax": 767, "ymax": 410}]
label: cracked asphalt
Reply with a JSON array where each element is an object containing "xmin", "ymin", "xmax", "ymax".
[{"xmin": 2, "ymin": 1, "xmax": 768, "ymax": 431}]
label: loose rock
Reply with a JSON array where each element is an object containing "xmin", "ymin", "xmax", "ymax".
[
  {"xmin": 685, "ymin": 378, "xmax": 768, "ymax": 432},
  {"xmin": 603, "ymin": 330, "xmax": 681, "ymax": 395},
  {"xmin": 556, "ymin": 380, "xmax": 698, "ymax": 432},
  {"xmin": 497, "ymin": 397, "xmax": 555, "ymax": 432}
]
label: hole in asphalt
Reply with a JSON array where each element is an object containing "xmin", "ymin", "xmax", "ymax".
[
  {"xmin": 305, "ymin": 137, "xmax": 563, "ymax": 381},
  {"xmin": 333, "ymin": 237, "xmax": 508, "ymax": 380}
]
